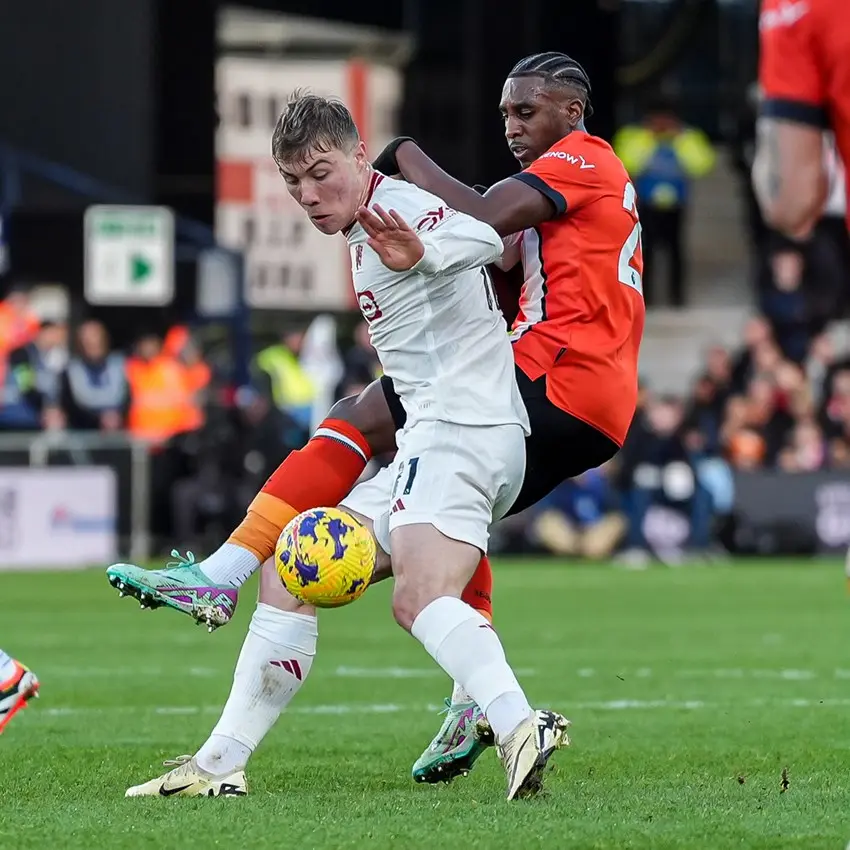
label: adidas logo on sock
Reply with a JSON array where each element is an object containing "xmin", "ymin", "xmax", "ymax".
[{"xmin": 270, "ymin": 659, "xmax": 303, "ymax": 680}]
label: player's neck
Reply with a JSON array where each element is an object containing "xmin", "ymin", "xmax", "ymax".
[
  {"xmin": 342, "ymin": 165, "xmax": 375, "ymax": 236},
  {"xmin": 356, "ymin": 165, "xmax": 375, "ymax": 208}
]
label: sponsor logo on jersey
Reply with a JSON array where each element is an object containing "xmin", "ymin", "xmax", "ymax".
[
  {"xmin": 759, "ymin": 0, "xmax": 810, "ymax": 31},
  {"xmin": 414, "ymin": 206, "xmax": 458, "ymax": 232},
  {"xmin": 354, "ymin": 244, "xmax": 364, "ymax": 270},
  {"xmin": 358, "ymin": 290, "xmax": 383, "ymax": 321},
  {"xmin": 540, "ymin": 150, "xmax": 595, "ymax": 169}
]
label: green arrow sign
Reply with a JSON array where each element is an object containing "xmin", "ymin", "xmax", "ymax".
[{"xmin": 130, "ymin": 254, "xmax": 152, "ymax": 284}]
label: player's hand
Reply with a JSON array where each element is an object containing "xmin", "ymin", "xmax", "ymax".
[{"xmin": 355, "ymin": 204, "xmax": 425, "ymax": 271}]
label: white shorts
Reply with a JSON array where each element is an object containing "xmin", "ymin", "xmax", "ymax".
[{"xmin": 340, "ymin": 420, "xmax": 526, "ymax": 555}]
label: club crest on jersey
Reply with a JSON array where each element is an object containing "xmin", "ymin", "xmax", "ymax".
[{"xmin": 358, "ymin": 290, "xmax": 383, "ymax": 321}]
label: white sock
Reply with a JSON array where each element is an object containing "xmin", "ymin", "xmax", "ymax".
[
  {"xmin": 451, "ymin": 681, "xmax": 473, "ymax": 705},
  {"xmin": 0, "ymin": 651, "xmax": 14, "ymax": 681},
  {"xmin": 194, "ymin": 603, "xmax": 317, "ymax": 775},
  {"xmin": 411, "ymin": 597, "xmax": 532, "ymax": 741},
  {"xmin": 200, "ymin": 542, "xmax": 262, "ymax": 588}
]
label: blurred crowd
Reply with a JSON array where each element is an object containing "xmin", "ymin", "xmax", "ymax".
[
  {"xmin": 0, "ymin": 284, "xmax": 384, "ymax": 554},
  {"xmin": 3, "ymin": 277, "xmax": 850, "ymax": 562},
  {"xmin": 0, "ymin": 285, "xmax": 211, "ymax": 441},
  {"xmin": 499, "ymin": 309, "xmax": 850, "ymax": 566}
]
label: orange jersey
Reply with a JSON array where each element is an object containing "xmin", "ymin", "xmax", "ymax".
[
  {"xmin": 759, "ymin": 0, "xmax": 850, "ymax": 229},
  {"xmin": 509, "ymin": 131, "xmax": 645, "ymax": 447}
]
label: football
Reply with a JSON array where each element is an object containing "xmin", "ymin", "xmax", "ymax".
[{"xmin": 275, "ymin": 507, "xmax": 377, "ymax": 608}]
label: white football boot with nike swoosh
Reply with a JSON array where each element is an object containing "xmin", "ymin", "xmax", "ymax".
[
  {"xmin": 498, "ymin": 709, "xmax": 571, "ymax": 800},
  {"xmin": 125, "ymin": 755, "xmax": 247, "ymax": 798}
]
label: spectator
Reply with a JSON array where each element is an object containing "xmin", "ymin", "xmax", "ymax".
[
  {"xmin": 806, "ymin": 333, "xmax": 836, "ymax": 408},
  {"xmin": 125, "ymin": 332, "xmax": 186, "ymax": 445},
  {"xmin": 0, "ymin": 284, "xmax": 40, "ymax": 358},
  {"xmin": 742, "ymin": 375, "xmax": 794, "ymax": 466},
  {"xmin": 0, "ymin": 321, "xmax": 67, "ymax": 430},
  {"xmin": 722, "ymin": 395, "xmax": 766, "ymax": 471},
  {"xmin": 683, "ymin": 375, "xmax": 723, "ymax": 455},
  {"xmin": 255, "ymin": 328, "xmax": 316, "ymax": 431},
  {"xmin": 0, "ymin": 284, "xmax": 41, "ymax": 413},
  {"xmin": 820, "ymin": 367, "xmax": 850, "ymax": 466},
  {"xmin": 337, "ymin": 321, "xmax": 381, "ymax": 400},
  {"xmin": 615, "ymin": 395, "xmax": 713, "ymax": 563},
  {"xmin": 705, "ymin": 345, "xmax": 733, "ymax": 398},
  {"xmin": 613, "ymin": 96, "xmax": 716, "ymax": 307},
  {"xmin": 529, "ymin": 466, "xmax": 626, "ymax": 561},
  {"xmin": 60, "ymin": 320, "xmax": 127, "ymax": 432},
  {"xmin": 163, "ymin": 325, "xmax": 212, "ymax": 434},
  {"xmin": 779, "ymin": 419, "xmax": 827, "ymax": 472},
  {"xmin": 760, "ymin": 244, "xmax": 810, "ymax": 363},
  {"xmin": 730, "ymin": 316, "xmax": 775, "ymax": 393}
]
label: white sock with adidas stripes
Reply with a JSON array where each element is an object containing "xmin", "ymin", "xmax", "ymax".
[
  {"xmin": 195, "ymin": 603, "xmax": 317, "ymax": 776},
  {"xmin": 198, "ymin": 543, "xmax": 262, "ymax": 588}
]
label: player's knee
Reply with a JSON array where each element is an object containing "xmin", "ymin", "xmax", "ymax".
[{"xmin": 391, "ymin": 578, "xmax": 428, "ymax": 632}]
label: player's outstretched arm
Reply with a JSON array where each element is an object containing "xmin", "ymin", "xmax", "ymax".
[
  {"xmin": 752, "ymin": 116, "xmax": 827, "ymax": 239},
  {"xmin": 755, "ymin": 0, "xmax": 829, "ymax": 239},
  {"xmin": 356, "ymin": 204, "xmax": 425, "ymax": 271},
  {"xmin": 394, "ymin": 142, "xmax": 556, "ymax": 238},
  {"xmin": 356, "ymin": 201, "xmax": 503, "ymax": 276}
]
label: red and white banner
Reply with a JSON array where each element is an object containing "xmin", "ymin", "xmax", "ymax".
[{"xmin": 215, "ymin": 57, "xmax": 402, "ymax": 310}]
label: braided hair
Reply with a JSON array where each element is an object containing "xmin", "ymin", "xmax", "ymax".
[{"xmin": 508, "ymin": 52, "xmax": 594, "ymax": 118}]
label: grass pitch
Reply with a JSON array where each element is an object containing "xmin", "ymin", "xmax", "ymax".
[{"xmin": 1, "ymin": 559, "xmax": 849, "ymax": 849}]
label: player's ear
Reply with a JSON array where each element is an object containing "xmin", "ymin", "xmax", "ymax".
[
  {"xmin": 354, "ymin": 140, "xmax": 369, "ymax": 169},
  {"xmin": 565, "ymin": 97, "xmax": 584, "ymax": 128}
]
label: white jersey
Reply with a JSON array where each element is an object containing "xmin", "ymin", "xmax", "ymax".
[{"xmin": 346, "ymin": 172, "xmax": 530, "ymax": 433}]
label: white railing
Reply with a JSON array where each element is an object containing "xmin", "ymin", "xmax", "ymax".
[{"xmin": 0, "ymin": 430, "xmax": 151, "ymax": 563}]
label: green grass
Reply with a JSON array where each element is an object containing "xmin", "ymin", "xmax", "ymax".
[{"xmin": 2, "ymin": 560, "xmax": 850, "ymax": 849}]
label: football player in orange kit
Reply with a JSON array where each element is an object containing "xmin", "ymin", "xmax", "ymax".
[
  {"xmin": 107, "ymin": 52, "xmax": 645, "ymax": 788},
  {"xmin": 754, "ymin": 0, "xmax": 850, "ymax": 237}
]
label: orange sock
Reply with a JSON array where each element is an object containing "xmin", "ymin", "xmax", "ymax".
[
  {"xmin": 461, "ymin": 556, "xmax": 493, "ymax": 621},
  {"xmin": 228, "ymin": 418, "xmax": 372, "ymax": 562}
]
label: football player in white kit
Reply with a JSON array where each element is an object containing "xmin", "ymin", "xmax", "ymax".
[{"xmin": 124, "ymin": 92, "xmax": 569, "ymax": 801}]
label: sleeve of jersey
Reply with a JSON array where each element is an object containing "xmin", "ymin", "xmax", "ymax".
[
  {"xmin": 511, "ymin": 152, "xmax": 598, "ymax": 217},
  {"xmin": 493, "ymin": 231, "xmax": 522, "ymax": 272},
  {"xmin": 411, "ymin": 208, "xmax": 504, "ymax": 277},
  {"xmin": 759, "ymin": 6, "xmax": 827, "ymax": 127}
]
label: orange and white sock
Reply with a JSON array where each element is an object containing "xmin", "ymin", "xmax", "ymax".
[{"xmin": 201, "ymin": 418, "xmax": 371, "ymax": 588}]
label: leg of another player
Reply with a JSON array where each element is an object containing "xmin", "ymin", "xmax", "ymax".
[
  {"xmin": 107, "ymin": 379, "xmax": 398, "ymax": 629},
  {"xmin": 0, "ymin": 649, "xmax": 40, "ymax": 734},
  {"xmin": 392, "ymin": 525, "xmax": 568, "ymax": 799},
  {"xmin": 392, "ymin": 525, "xmax": 531, "ymax": 739}
]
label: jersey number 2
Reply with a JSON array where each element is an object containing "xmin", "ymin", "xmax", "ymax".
[{"xmin": 618, "ymin": 182, "xmax": 643, "ymax": 296}]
